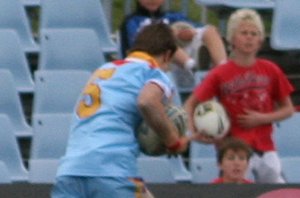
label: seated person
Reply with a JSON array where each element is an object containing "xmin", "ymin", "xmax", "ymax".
[
  {"xmin": 120, "ymin": 0, "xmax": 227, "ymax": 88},
  {"xmin": 212, "ymin": 137, "xmax": 253, "ymax": 184}
]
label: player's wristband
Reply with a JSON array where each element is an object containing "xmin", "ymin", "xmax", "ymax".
[{"xmin": 167, "ymin": 139, "xmax": 182, "ymax": 152}]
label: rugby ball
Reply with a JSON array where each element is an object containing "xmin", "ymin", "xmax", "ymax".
[
  {"xmin": 194, "ymin": 100, "xmax": 230, "ymax": 139},
  {"xmin": 137, "ymin": 105, "xmax": 187, "ymax": 156}
]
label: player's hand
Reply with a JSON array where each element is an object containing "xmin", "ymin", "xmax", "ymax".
[{"xmin": 166, "ymin": 136, "xmax": 189, "ymax": 155}]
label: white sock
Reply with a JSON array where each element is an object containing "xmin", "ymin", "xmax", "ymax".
[{"xmin": 184, "ymin": 58, "xmax": 196, "ymax": 70}]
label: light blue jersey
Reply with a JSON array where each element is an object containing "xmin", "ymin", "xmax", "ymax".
[{"xmin": 56, "ymin": 53, "xmax": 173, "ymax": 178}]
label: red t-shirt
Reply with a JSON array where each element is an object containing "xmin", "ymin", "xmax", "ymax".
[
  {"xmin": 212, "ymin": 177, "xmax": 253, "ymax": 184},
  {"xmin": 194, "ymin": 59, "xmax": 294, "ymax": 151}
]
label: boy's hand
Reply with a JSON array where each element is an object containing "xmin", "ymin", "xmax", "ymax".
[
  {"xmin": 237, "ymin": 109, "xmax": 266, "ymax": 128},
  {"xmin": 190, "ymin": 130, "xmax": 217, "ymax": 144}
]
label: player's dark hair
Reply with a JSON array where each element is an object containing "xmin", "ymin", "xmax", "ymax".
[
  {"xmin": 129, "ymin": 23, "xmax": 177, "ymax": 57},
  {"xmin": 217, "ymin": 137, "xmax": 253, "ymax": 164}
]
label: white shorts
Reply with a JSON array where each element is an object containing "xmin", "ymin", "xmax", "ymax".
[
  {"xmin": 183, "ymin": 26, "xmax": 207, "ymax": 66},
  {"xmin": 247, "ymin": 151, "xmax": 286, "ymax": 183}
]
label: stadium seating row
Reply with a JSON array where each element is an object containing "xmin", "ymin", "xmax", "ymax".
[
  {"xmin": 0, "ymin": 0, "xmax": 115, "ymax": 93},
  {"xmin": 8, "ymin": 0, "xmax": 118, "ymax": 54},
  {"xmin": 195, "ymin": 0, "xmax": 300, "ymax": 51},
  {"xmin": 7, "ymin": 0, "xmax": 300, "ymax": 53},
  {"xmin": 0, "ymin": 0, "xmax": 39, "ymax": 53},
  {"xmin": 1, "ymin": 0, "xmax": 300, "ymax": 185},
  {"xmin": 2, "ymin": 107, "xmax": 300, "ymax": 184}
]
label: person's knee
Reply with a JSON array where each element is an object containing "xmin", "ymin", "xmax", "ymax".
[{"xmin": 203, "ymin": 25, "xmax": 220, "ymax": 40}]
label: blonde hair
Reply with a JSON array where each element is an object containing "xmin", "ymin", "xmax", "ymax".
[{"xmin": 226, "ymin": 8, "xmax": 265, "ymax": 44}]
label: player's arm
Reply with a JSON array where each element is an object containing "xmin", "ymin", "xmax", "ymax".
[{"xmin": 137, "ymin": 82, "xmax": 189, "ymax": 153}]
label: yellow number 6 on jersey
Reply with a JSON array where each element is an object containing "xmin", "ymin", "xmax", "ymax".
[{"xmin": 76, "ymin": 68, "xmax": 116, "ymax": 119}]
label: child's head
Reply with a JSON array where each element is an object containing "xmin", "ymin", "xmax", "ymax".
[
  {"xmin": 137, "ymin": 0, "xmax": 165, "ymax": 12},
  {"xmin": 217, "ymin": 137, "xmax": 252, "ymax": 183},
  {"xmin": 226, "ymin": 8, "xmax": 265, "ymax": 45}
]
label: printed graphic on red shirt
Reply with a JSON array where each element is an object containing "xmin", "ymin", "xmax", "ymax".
[{"xmin": 221, "ymin": 71, "xmax": 272, "ymax": 118}]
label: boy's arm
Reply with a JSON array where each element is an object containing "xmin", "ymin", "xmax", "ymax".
[
  {"xmin": 184, "ymin": 93, "xmax": 199, "ymax": 134},
  {"xmin": 237, "ymin": 96, "xmax": 294, "ymax": 128},
  {"xmin": 271, "ymin": 96, "xmax": 295, "ymax": 122}
]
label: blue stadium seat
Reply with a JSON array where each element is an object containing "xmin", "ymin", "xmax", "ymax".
[
  {"xmin": 40, "ymin": 0, "xmax": 118, "ymax": 54},
  {"xmin": 190, "ymin": 158, "xmax": 218, "ymax": 183},
  {"xmin": 33, "ymin": 70, "xmax": 90, "ymax": 114},
  {"xmin": 137, "ymin": 156, "xmax": 176, "ymax": 183},
  {"xmin": 38, "ymin": 29, "xmax": 105, "ymax": 71},
  {"xmin": 189, "ymin": 141, "xmax": 218, "ymax": 183},
  {"xmin": 194, "ymin": 70, "xmax": 208, "ymax": 85},
  {"xmin": 169, "ymin": 69, "xmax": 208, "ymax": 95},
  {"xmin": 100, "ymin": 0, "xmax": 113, "ymax": 32},
  {"xmin": 0, "ymin": 70, "xmax": 32, "ymax": 137},
  {"xmin": 195, "ymin": 0, "xmax": 274, "ymax": 35},
  {"xmin": 166, "ymin": 71, "xmax": 183, "ymax": 106},
  {"xmin": 281, "ymin": 157, "xmax": 300, "ymax": 183},
  {"xmin": 274, "ymin": 113, "xmax": 300, "ymax": 157},
  {"xmin": 21, "ymin": 0, "xmax": 40, "ymax": 7},
  {"xmin": 270, "ymin": 0, "xmax": 300, "ymax": 50},
  {"xmin": 0, "ymin": 0, "xmax": 39, "ymax": 53},
  {"xmin": 0, "ymin": 114, "xmax": 28, "ymax": 182},
  {"xmin": 0, "ymin": 161, "xmax": 11, "ymax": 184},
  {"xmin": 195, "ymin": 0, "xmax": 274, "ymax": 8},
  {"xmin": 189, "ymin": 141, "xmax": 217, "ymax": 159},
  {"xmin": 30, "ymin": 114, "xmax": 72, "ymax": 159},
  {"xmin": 29, "ymin": 114, "xmax": 73, "ymax": 183},
  {"xmin": 138, "ymin": 154, "xmax": 191, "ymax": 183},
  {"xmin": 0, "ymin": 30, "xmax": 34, "ymax": 93},
  {"xmin": 28, "ymin": 159, "xmax": 60, "ymax": 184},
  {"xmin": 169, "ymin": 155, "xmax": 192, "ymax": 182},
  {"xmin": 171, "ymin": 65, "xmax": 196, "ymax": 94}
]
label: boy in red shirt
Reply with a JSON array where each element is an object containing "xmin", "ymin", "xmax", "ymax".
[{"xmin": 185, "ymin": 8, "xmax": 294, "ymax": 183}]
